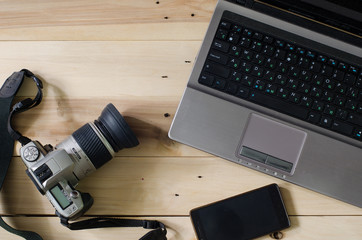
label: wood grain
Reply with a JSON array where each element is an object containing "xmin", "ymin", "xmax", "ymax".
[
  {"xmin": 0, "ymin": 41, "xmax": 200, "ymax": 98},
  {"xmin": 1, "ymin": 157, "xmax": 361, "ymax": 216},
  {"xmin": 0, "ymin": 1, "xmax": 361, "ymax": 240},
  {"xmin": 0, "ymin": 0, "xmax": 216, "ymax": 41},
  {"xmin": 1, "ymin": 216, "xmax": 362, "ymax": 240}
]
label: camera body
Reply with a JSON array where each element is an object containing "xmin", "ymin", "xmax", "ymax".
[
  {"xmin": 20, "ymin": 140, "xmax": 95, "ymax": 220},
  {"xmin": 19, "ymin": 104, "xmax": 139, "ymax": 220}
]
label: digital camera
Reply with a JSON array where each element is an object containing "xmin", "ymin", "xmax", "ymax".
[{"xmin": 19, "ymin": 103, "xmax": 139, "ymax": 220}]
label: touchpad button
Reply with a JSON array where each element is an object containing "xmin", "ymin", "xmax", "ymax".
[{"xmin": 238, "ymin": 113, "xmax": 307, "ymax": 175}]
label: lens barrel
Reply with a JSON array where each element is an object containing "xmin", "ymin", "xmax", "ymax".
[
  {"xmin": 95, "ymin": 103, "xmax": 139, "ymax": 152},
  {"xmin": 72, "ymin": 103, "xmax": 139, "ymax": 169}
]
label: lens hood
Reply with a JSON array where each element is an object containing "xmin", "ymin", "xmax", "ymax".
[{"xmin": 95, "ymin": 103, "xmax": 139, "ymax": 152}]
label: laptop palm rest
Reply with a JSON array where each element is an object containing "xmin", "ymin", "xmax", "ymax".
[{"xmin": 238, "ymin": 113, "xmax": 307, "ymax": 175}]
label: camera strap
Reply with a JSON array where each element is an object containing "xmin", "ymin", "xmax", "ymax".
[
  {"xmin": 1, "ymin": 70, "xmax": 168, "ymax": 240},
  {"xmin": 61, "ymin": 217, "xmax": 167, "ymax": 240},
  {"xmin": 0, "ymin": 69, "xmax": 43, "ymax": 240}
]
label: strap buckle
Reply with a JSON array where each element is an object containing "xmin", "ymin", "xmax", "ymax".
[{"xmin": 143, "ymin": 220, "xmax": 159, "ymax": 229}]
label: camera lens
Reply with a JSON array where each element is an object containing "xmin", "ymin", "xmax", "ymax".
[
  {"xmin": 71, "ymin": 103, "xmax": 139, "ymax": 170},
  {"xmin": 94, "ymin": 103, "xmax": 139, "ymax": 151}
]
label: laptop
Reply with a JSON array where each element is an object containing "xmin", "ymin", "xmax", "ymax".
[{"xmin": 169, "ymin": 0, "xmax": 362, "ymax": 207}]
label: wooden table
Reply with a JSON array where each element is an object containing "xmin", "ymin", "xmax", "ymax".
[{"xmin": 0, "ymin": 1, "xmax": 361, "ymax": 239}]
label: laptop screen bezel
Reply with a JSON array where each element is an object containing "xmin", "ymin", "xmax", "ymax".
[{"xmin": 252, "ymin": 0, "xmax": 362, "ymax": 46}]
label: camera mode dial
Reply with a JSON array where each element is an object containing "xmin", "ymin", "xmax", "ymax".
[{"xmin": 23, "ymin": 146, "xmax": 40, "ymax": 162}]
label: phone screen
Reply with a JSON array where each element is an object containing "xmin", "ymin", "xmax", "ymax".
[{"xmin": 190, "ymin": 184, "xmax": 290, "ymax": 240}]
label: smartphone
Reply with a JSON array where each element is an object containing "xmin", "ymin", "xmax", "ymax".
[{"xmin": 190, "ymin": 184, "xmax": 290, "ymax": 240}]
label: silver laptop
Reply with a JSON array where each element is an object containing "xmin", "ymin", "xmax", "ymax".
[{"xmin": 169, "ymin": 0, "xmax": 362, "ymax": 207}]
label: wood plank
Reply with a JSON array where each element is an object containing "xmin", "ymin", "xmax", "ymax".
[
  {"xmin": 0, "ymin": 0, "xmax": 216, "ymax": 41},
  {"xmin": 0, "ymin": 41, "xmax": 199, "ymax": 97},
  {"xmin": 0, "ymin": 23, "xmax": 209, "ymax": 41},
  {"xmin": 0, "ymin": 0, "xmax": 216, "ymax": 28},
  {"xmin": 1, "ymin": 157, "xmax": 361, "ymax": 216},
  {"xmin": 1, "ymin": 216, "xmax": 362, "ymax": 240}
]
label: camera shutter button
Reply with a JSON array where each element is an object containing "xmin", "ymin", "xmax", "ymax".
[{"xmin": 70, "ymin": 191, "xmax": 80, "ymax": 199}]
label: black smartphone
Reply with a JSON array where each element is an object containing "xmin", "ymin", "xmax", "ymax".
[{"xmin": 190, "ymin": 184, "xmax": 290, "ymax": 240}]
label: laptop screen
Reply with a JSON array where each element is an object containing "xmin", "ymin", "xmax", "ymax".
[{"xmin": 256, "ymin": 0, "xmax": 362, "ymax": 38}]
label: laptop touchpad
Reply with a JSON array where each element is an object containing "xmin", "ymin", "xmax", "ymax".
[{"xmin": 238, "ymin": 113, "xmax": 307, "ymax": 175}]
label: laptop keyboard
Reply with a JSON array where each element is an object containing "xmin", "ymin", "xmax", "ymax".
[{"xmin": 199, "ymin": 18, "xmax": 362, "ymax": 142}]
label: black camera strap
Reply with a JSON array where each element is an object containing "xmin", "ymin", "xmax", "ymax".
[
  {"xmin": 61, "ymin": 217, "xmax": 167, "ymax": 240},
  {"xmin": 1, "ymin": 70, "xmax": 168, "ymax": 240},
  {"xmin": 0, "ymin": 69, "xmax": 43, "ymax": 240}
]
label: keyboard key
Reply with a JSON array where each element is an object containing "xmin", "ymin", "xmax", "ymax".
[
  {"xmin": 345, "ymin": 74, "xmax": 356, "ymax": 85},
  {"xmin": 220, "ymin": 21, "xmax": 231, "ymax": 29},
  {"xmin": 289, "ymin": 92, "xmax": 301, "ymax": 103},
  {"xmin": 243, "ymin": 28, "xmax": 253, "ymax": 37},
  {"xmin": 347, "ymin": 113, "xmax": 362, "ymax": 127},
  {"xmin": 332, "ymin": 70, "xmax": 345, "ymax": 81},
  {"xmin": 300, "ymin": 96, "xmax": 312, "ymax": 108},
  {"xmin": 320, "ymin": 116, "xmax": 332, "ymax": 128},
  {"xmin": 253, "ymin": 79, "xmax": 265, "ymax": 91},
  {"xmin": 328, "ymin": 58, "xmax": 338, "ymax": 67},
  {"xmin": 253, "ymin": 32, "xmax": 263, "ymax": 41},
  {"xmin": 250, "ymin": 41, "xmax": 263, "ymax": 52},
  {"xmin": 204, "ymin": 62, "xmax": 230, "ymax": 78},
  {"xmin": 323, "ymin": 78, "xmax": 335, "ymax": 90},
  {"xmin": 213, "ymin": 78, "xmax": 226, "ymax": 90},
  {"xmin": 241, "ymin": 75, "xmax": 254, "ymax": 87},
  {"xmin": 349, "ymin": 65, "xmax": 359, "ymax": 74},
  {"xmin": 230, "ymin": 46, "xmax": 242, "ymax": 57},
  {"xmin": 334, "ymin": 96, "xmax": 346, "ymax": 107},
  {"xmin": 277, "ymin": 87, "xmax": 289, "ymax": 99},
  {"xmin": 331, "ymin": 121, "xmax": 354, "ymax": 135},
  {"xmin": 236, "ymin": 86, "xmax": 249, "ymax": 98},
  {"xmin": 336, "ymin": 109, "xmax": 348, "ymax": 120},
  {"xmin": 322, "ymin": 91, "xmax": 334, "ymax": 102},
  {"xmin": 252, "ymin": 54, "xmax": 265, "ymax": 65},
  {"xmin": 199, "ymin": 74, "xmax": 214, "ymax": 86},
  {"xmin": 262, "ymin": 45, "xmax": 275, "ymax": 56},
  {"xmin": 346, "ymin": 99, "xmax": 358, "ymax": 111},
  {"xmin": 212, "ymin": 39, "xmax": 230, "ymax": 53},
  {"xmin": 216, "ymin": 29, "xmax": 229, "ymax": 40},
  {"xmin": 324, "ymin": 104, "xmax": 336, "ymax": 116},
  {"xmin": 251, "ymin": 66, "xmax": 264, "ymax": 77},
  {"xmin": 231, "ymin": 71, "xmax": 242, "ymax": 82},
  {"xmin": 309, "ymin": 61, "xmax": 321, "ymax": 72},
  {"xmin": 242, "ymin": 50, "xmax": 254, "ymax": 61},
  {"xmin": 228, "ymin": 32, "xmax": 240, "ymax": 44},
  {"xmin": 249, "ymin": 91, "xmax": 308, "ymax": 119},
  {"xmin": 317, "ymin": 55, "xmax": 328, "ymax": 63},
  {"xmin": 226, "ymin": 82, "xmax": 238, "ymax": 94},
  {"xmin": 306, "ymin": 50, "xmax": 316, "ymax": 59},
  {"xmin": 338, "ymin": 62, "xmax": 348, "ymax": 71},
  {"xmin": 232, "ymin": 24, "xmax": 242, "ymax": 33},
  {"xmin": 239, "ymin": 37, "xmax": 251, "ymax": 48},
  {"xmin": 228, "ymin": 58, "xmax": 240, "ymax": 69},
  {"xmin": 265, "ymin": 83, "xmax": 277, "ymax": 95},
  {"xmin": 308, "ymin": 112, "xmax": 321, "ymax": 123},
  {"xmin": 298, "ymin": 82, "xmax": 310, "ymax": 94},
  {"xmin": 240, "ymin": 62, "xmax": 252, "ymax": 73},
  {"xmin": 312, "ymin": 100, "xmax": 324, "ymax": 111},
  {"xmin": 263, "ymin": 35, "xmax": 273, "ymax": 44},
  {"xmin": 208, "ymin": 51, "xmax": 229, "ymax": 65}
]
